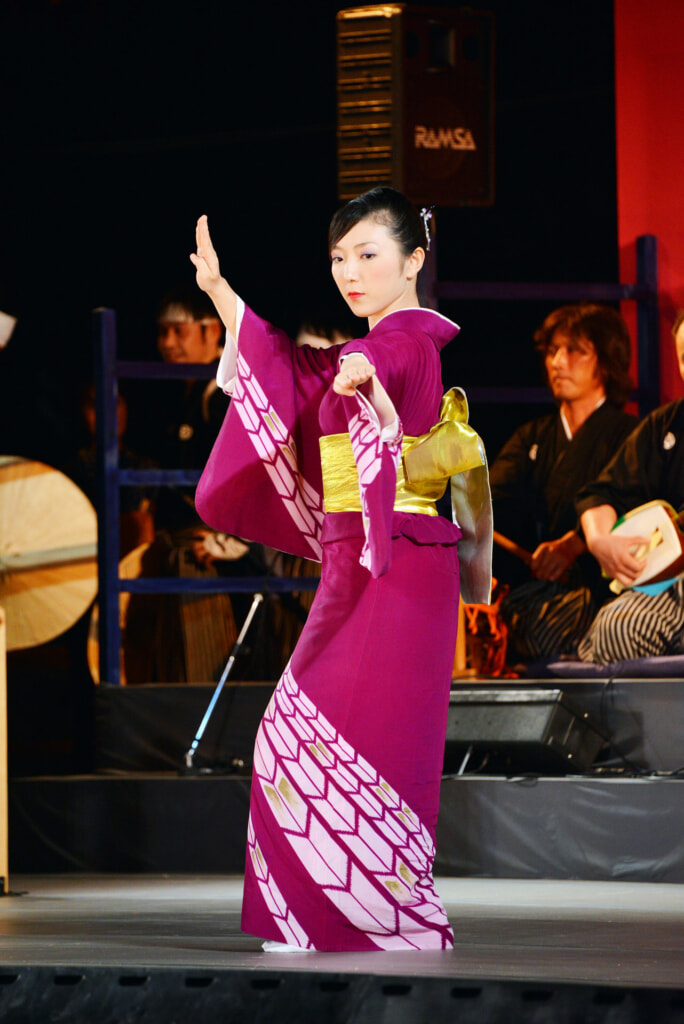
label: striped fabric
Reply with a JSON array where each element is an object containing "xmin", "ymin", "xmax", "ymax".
[
  {"xmin": 578, "ymin": 580, "xmax": 684, "ymax": 664},
  {"xmin": 500, "ymin": 579, "xmax": 597, "ymax": 661}
]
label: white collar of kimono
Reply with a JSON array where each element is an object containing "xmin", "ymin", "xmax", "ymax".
[{"xmin": 560, "ymin": 396, "xmax": 606, "ymax": 440}]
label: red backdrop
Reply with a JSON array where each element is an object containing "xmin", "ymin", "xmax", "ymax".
[{"xmin": 615, "ymin": 0, "xmax": 684, "ymax": 403}]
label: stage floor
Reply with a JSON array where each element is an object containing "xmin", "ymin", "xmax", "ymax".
[{"xmin": 2, "ymin": 875, "xmax": 684, "ymax": 989}]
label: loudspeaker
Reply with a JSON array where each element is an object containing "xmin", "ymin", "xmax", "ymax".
[
  {"xmin": 443, "ymin": 688, "xmax": 608, "ymax": 774},
  {"xmin": 336, "ymin": 4, "xmax": 495, "ymax": 205}
]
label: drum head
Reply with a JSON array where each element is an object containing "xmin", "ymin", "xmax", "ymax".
[{"xmin": 0, "ymin": 457, "xmax": 98, "ymax": 650}]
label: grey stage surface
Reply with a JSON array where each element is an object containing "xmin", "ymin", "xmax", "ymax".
[{"xmin": 2, "ymin": 874, "xmax": 684, "ymax": 988}]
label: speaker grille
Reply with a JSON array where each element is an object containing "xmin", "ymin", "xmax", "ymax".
[
  {"xmin": 336, "ymin": 5, "xmax": 495, "ymax": 205},
  {"xmin": 337, "ymin": 12, "xmax": 396, "ymax": 196}
]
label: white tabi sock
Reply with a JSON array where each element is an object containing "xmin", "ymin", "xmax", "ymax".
[{"xmin": 262, "ymin": 940, "xmax": 313, "ymax": 953}]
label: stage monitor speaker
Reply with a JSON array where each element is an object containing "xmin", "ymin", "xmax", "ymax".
[
  {"xmin": 443, "ymin": 688, "xmax": 608, "ymax": 775},
  {"xmin": 336, "ymin": 4, "xmax": 495, "ymax": 206}
]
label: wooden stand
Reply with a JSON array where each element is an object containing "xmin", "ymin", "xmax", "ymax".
[{"xmin": 0, "ymin": 607, "xmax": 8, "ymax": 894}]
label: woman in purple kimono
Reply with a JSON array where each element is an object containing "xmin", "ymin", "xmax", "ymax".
[{"xmin": 193, "ymin": 187, "xmax": 492, "ymax": 952}]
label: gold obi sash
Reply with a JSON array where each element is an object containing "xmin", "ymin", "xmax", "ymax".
[{"xmin": 320, "ymin": 388, "xmax": 486, "ymax": 515}]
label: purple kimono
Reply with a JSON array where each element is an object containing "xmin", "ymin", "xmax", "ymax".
[{"xmin": 196, "ymin": 300, "xmax": 488, "ymax": 951}]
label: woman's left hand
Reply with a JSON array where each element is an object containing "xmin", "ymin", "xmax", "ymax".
[{"xmin": 333, "ymin": 354, "xmax": 376, "ymax": 396}]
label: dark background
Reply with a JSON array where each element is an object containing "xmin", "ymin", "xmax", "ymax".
[{"xmin": 1, "ymin": 0, "xmax": 618, "ymax": 467}]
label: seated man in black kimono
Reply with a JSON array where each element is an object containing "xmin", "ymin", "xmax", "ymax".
[
  {"xmin": 577, "ymin": 310, "xmax": 684, "ymax": 663},
  {"xmin": 490, "ymin": 304, "xmax": 638, "ymax": 662},
  {"xmin": 127, "ymin": 286, "xmax": 264, "ymax": 683}
]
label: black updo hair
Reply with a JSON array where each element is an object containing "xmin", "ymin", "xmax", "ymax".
[{"xmin": 328, "ymin": 187, "xmax": 428, "ymax": 263}]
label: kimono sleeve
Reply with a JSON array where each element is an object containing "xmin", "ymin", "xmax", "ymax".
[
  {"xmin": 335, "ymin": 334, "xmax": 414, "ymax": 578},
  {"xmin": 195, "ymin": 302, "xmax": 337, "ymax": 560},
  {"xmin": 338, "ymin": 387, "xmax": 403, "ymax": 578}
]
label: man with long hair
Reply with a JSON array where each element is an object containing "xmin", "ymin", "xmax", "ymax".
[{"xmin": 490, "ymin": 303, "xmax": 638, "ymax": 662}]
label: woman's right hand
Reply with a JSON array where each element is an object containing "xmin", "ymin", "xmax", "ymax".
[
  {"xmin": 188, "ymin": 215, "xmax": 238, "ymax": 339},
  {"xmin": 333, "ymin": 354, "xmax": 376, "ymax": 395},
  {"xmin": 189, "ymin": 214, "xmax": 222, "ymax": 295}
]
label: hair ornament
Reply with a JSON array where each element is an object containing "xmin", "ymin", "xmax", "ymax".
[{"xmin": 420, "ymin": 205, "xmax": 434, "ymax": 251}]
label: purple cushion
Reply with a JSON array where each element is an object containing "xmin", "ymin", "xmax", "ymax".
[{"xmin": 528, "ymin": 656, "xmax": 684, "ymax": 679}]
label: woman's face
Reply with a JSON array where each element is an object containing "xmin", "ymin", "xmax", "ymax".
[{"xmin": 330, "ymin": 217, "xmax": 423, "ymax": 328}]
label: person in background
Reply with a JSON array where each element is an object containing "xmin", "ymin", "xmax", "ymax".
[
  {"xmin": 154, "ymin": 284, "xmax": 229, "ymax": 539},
  {"xmin": 489, "ymin": 304, "xmax": 638, "ymax": 662},
  {"xmin": 577, "ymin": 310, "xmax": 684, "ymax": 663},
  {"xmin": 65, "ymin": 383, "xmax": 156, "ymax": 556},
  {"xmin": 294, "ymin": 310, "xmax": 355, "ymax": 350},
  {"xmin": 128, "ymin": 286, "xmax": 261, "ymax": 683}
]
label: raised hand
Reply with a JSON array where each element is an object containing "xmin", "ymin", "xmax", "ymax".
[
  {"xmin": 189, "ymin": 215, "xmax": 222, "ymax": 295},
  {"xmin": 188, "ymin": 215, "xmax": 238, "ymax": 339}
]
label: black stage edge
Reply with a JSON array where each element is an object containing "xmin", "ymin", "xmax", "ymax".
[{"xmin": 1, "ymin": 966, "xmax": 683, "ymax": 1024}]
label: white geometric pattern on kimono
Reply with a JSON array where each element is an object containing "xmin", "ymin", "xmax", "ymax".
[
  {"xmin": 247, "ymin": 818, "xmax": 315, "ymax": 949},
  {"xmin": 347, "ymin": 387, "xmax": 403, "ymax": 573},
  {"xmin": 251, "ymin": 665, "xmax": 453, "ymax": 951},
  {"xmin": 232, "ymin": 350, "xmax": 324, "ymax": 559}
]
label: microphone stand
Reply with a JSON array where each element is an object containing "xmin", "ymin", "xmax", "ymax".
[{"xmin": 181, "ymin": 592, "xmax": 264, "ymax": 773}]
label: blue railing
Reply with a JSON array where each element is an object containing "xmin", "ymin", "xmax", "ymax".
[{"xmin": 94, "ymin": 233, "xmax": 658, "ymax": 683}]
